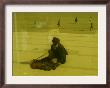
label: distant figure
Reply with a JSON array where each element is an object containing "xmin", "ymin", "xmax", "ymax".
[
  {"xmin": 57, "ymin": 18, "xmax": 61, "ymax": 29},
  {"xmin": 30, "ymin": 37, "xmax": 68, "ymax": 70},
  {"xmin": 75, "ymin": 17, "xmax": 78, "ymax": 23},
  {"xmin": 90, "ymin": 23, "xmax": 93, "ymax": 31},
  {"xmin": 89, "ymin": 16, "xmax": 93, "ymax": 31},
  {"xmin": 34, "ymin": 20, "xmax": 42, "ymax": 28}
]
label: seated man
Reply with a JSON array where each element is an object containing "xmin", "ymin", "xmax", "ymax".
[
  {"xmin": 30, "ymin": 37, "xmax": 68, "ymax": 71},
  {"xmin": 49, "ymin": 37, "xmax": 68, "ymax": 64}
]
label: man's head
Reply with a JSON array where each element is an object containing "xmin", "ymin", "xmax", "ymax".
[{"xmin": 52, "ymin": 37, "xmax": 60, "ymax": 45}]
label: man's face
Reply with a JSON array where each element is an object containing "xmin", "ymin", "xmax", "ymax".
[{"xmin": 52, "ymin": 41, "xmax": 57, "ymax": 45}]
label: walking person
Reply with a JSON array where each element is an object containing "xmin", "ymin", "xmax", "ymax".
[
  {"xmin": 90, "ymin": 22, "xmax": 93, "ymax": 31},
  {"xmin": 89, "ymin": 16, "xmax": 93, "ymax": 31},
  {"xmin": 57, "ymin": 18, "xmax": 61, "ymax": 29},
  {"xmin": 75, "ymin": 17, "xmax": 78, "ymax": 23}
]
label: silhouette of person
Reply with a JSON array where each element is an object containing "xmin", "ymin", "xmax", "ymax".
[
  {"xmin": 48, "ymin": 37, "xmax": 68, "ymax": 64},
  {"xmin": 57, "ymin": 19, "xmax": 61, "ymax": 29},
  {"xmin": 30, "ymin": 37, "xmax": 68, "ymax": 70},
  {"xmin": 89, "ymin": 17, "xmax": 93, "ymax": 31},
  {"xmin": 75, "ymin": 17, "xmax": 78, "ymax": 23},
  {"xmin": 90, "ymin": 23, "xmax": 93, "ymax": 31}
]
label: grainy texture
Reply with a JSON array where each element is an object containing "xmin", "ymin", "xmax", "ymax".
[
  {"xmin": 0, "ymin": 0, "xmax": 109, "ymax": 88},
  {"xmin": 12, "ymin": 12, "xmax": 98, "ymax": 76}
]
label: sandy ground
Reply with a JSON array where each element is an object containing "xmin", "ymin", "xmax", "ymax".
[{"xmin": 12, "ymin": 31, "xmax": 98, "ymax": 76}]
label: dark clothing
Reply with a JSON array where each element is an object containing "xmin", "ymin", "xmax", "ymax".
[
  {"xmin": 57, "ymin": 19, "xmax": 61, "ymax": 28},
  {"xmin": 30, "ymin": 39, "xmax": 68, "ymax": 70},
  {"xmin": 75, "ymin": 17, "xmax": 78, "ymax": 23},
  {"xmin": 90, "ymin": 23, "xmax": 93, "ymax": 31},
  {"xmin": 49, "ymin": 43, "xmax": 68, "ymax": 64},
  {"xmin": 30, "ymin": 57, "xmax": 60, "ymax": 71}
]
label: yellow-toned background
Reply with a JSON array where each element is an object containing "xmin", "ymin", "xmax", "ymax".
[{"xmin": 12, "ymin": 12, "xmax": 98, "ymax": 76}]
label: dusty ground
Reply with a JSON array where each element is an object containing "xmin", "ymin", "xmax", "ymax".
[{"xmin": 13, "ymin": 32, "xmax": 98, "ymax": 76}]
